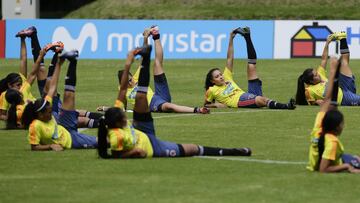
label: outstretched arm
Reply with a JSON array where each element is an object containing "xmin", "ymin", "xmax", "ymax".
[
  {"xmin": 204, "ymin": 101, "xmax": 227, "ymax": 108},
  {"xmin": 143, "ymin": 28, "xmax": 150, "ymax": 46},
  {"xmin": 46, "ymin": 56, "xmax": 64, "ymax": 99},
  {"xmin": 320, "ymin": 35, "xmax": 333, "ymax": 70},
  {"xmin": 19, "ymin": 38, "xmax": 27, "ymax": 77},
  {"xmin": 319, "ymin": 56, "xmax": 340, "ymax": 112},
  {"xmin": 226, "ymin": 31, "xmax": 236, "ymax": 72},
  {"xmin": 112, "ymin": 148, "xmax": 147, "ymax": 158},
  {"xmin": 26, "ymin": 47, "xmax": 47, "ymax": 85},
  {"xmin": 117, "ymin": 52, "xmax": 135, "ymax": 105}
]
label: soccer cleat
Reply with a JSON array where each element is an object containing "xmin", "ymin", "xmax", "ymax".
[
  {"xmin": 287, "ymin": 98, "xmax": 296, "ymax": 110},
  {"xmin": 45, "ymin": 41, "xmax": 64, "ymax": 53},
  {"xmin": 233, "ymin": 26, "xmax": 250, "ymax": 36},
  {"xmin": 15, "ymin": 26, "xmax": 37, "ymax": 38},
  {"xmin": 149, "ymin": 25, "xmax": 160, "ymax": 36},
  {"xmin": 133, "ymin": 45, "xmax": 152, "ymax": 57},
  {"xmin": 333, "ymin": 31, "xmax": 347, "ymax": 40},
  {"xmin": 327, "ymin": 33, "xmax": 335, "ymax": 41},
  {"xmin": 233, "ymin": 148, "xmax": 252, "ymax": 156},
  {"xmin": 60, "ymin": 49, "xmax": 79, "ymax": 60},
  {"xmin": 195, "ymin": 107, "xmax": 210, "ymax": 114}
]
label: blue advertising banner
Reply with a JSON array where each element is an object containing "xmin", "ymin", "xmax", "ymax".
[{"xmin": 6, "ymin": 19, "xmax": 274, "ymax": 59}]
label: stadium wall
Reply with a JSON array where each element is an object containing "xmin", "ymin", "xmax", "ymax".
[{"xmin": 4, "ymin": 19, "xmax": 360, "ymax": 59}]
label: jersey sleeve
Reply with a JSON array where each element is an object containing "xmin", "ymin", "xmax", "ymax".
[
  {"xmin": 44, "ymin": 95, "xmax": 53, "ymax": 106},
  {"xmin": 132, "ymin": 66, "xmax": 141, "ymax": 83},
  {"xmin": 114, "ymin": 99, "xmax": 125, "ymax": 110},
  {"xmin": 205, "ymin": 89, "xmax": 214, "ymax": 103},
  {"xmin": 322, "ymin": 139, "xmax": 338, "ymax": 161},
  {"xmin": 109, "ymin": 130, "xmax": 124, "ymax": 151},
  {"xmin": 305, "ymin": 88, "xmax": 315, "ymax": 104},
  {"xmin": 223, "ymin": 67, "xmax": 234, "ymax": 82},
  {"xmin": 19, "ymin": 73, "xmax": 27, "ymax": 82},
  {"xmin": 28, "ymin": 122, "xmax": 41, "ymax": 145},
  {"xmin": 317, "ymin": 66, "xmax": 327, "ymax": 81},
  {"xmin": 0, "ymin": 92, "xmax": 9, "ymax": 110}
]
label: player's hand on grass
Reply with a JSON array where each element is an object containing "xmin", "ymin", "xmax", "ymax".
[{"xmin": 50, "ymin": 144, "xmax": 64, "ymax": 151}]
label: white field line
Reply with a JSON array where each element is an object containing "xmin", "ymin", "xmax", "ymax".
[{"xmin": 196, "ymin": 156, "xmax": 307, "ymax": 165}]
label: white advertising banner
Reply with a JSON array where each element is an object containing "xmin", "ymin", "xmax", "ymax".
[{"xmin": 274, "ymin": 20, "xmax": 360, "ymax": 59}]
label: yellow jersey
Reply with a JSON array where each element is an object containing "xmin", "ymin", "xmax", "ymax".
[
  {"xmin": 126, "ymin": 67, "xmax": 154, "ymax": 106},
  {"xmin": 0, "ymin": 73, "xmax": 36, "ymax": 111},
  {"xmin": 27, "ymin": 96, "xmax": 72, "ymax": 149},
  {"xmin": 322, "ymin": 133, "xmax": 344, "ymax": 166},
  {"xmin": 307, "ymin": 111, "xmax": 325, "ymax": 171},
  {"xmin": 205, "ymin": 67, "xmax": 245, "ymax": 108},
  {"xmin": 305, "ymin": 66, "xmax": 343, "ymax": 105},
  {"xmin": 108, "ymin": 121, "xmax": 153, "ymax": 157}
]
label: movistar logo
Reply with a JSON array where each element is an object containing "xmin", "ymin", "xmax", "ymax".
[{"xmin": 52, "ymin": 23, "xmax": 98, "ymax": 53}]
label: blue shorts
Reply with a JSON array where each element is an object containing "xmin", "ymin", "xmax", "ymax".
[
  {"xmin": 149, "ymin": 74, "xmax": 171, "ymax": 112},
  {"xmin": 238, "ymin": 79, "xmax": 262, "ymax": 108},
  {"xmin": 132, "ymin": 119, "xmax": 180, "ymax": 157},
  {"xmin": 51, "ymin": 94, "xmax": 62, "ymax": 122},
  {"xmin": 342, "ymin": 154, "xmax": 360, "ymax": 168},
  {"xmin": 58, "ymin": 109, "xmax": 97, "ymax": 149},
  {"xmin": 339, "ymin": 74, "xmax": 360, "ymax": 106}
]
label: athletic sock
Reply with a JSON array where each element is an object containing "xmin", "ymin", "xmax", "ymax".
[
  {"xmin": 267, "ymin": 100, "xmax": 291, "ymax": 109},
  {"xmin": 198, "ymin": 146, "xmax": 251, "ymax": 156},
  {"xmin": 37, "ymin": 79, "xmax": 46, "ymax": 96},
  {"xmin": 243, "ymin": 34, "xmax": 257, "ymax": 64},
  {"xmin": 30, "ymin": 33, "xmax": 44, "ymax": 66},
  {"xmin": 137, "ymin": 50, "xmax": 151, "ymax": 93},
  {"xmin": 65, "ymin": 59, "xmax": 77, "ymax": 92},
  {"xmin": 85, "ymin": 111, "xmax": 103, "ymax": 119},
  {"xmin": 340, "ymin": 38, "xmax": 349, "ymax": 54},
  {"xmin": 87, "ymin": 119, "xmax": 99, "ymax": 128},
  {"xmin": 47, "ymin": 53, "xmax": 58, "ymax": 80},
  {"xmin": 153, "ymin": 34, "xmax": 160, "ymax": 40}
]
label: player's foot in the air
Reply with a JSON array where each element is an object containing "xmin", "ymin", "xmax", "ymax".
[
  {"xmin": 15, "ymin": 26, "xmax": 37, "ymax": 38},
  {"xmin": 60, "ymin": 49, "xmax": 79, "ymax": 60},
  {"xmin": 233, "ymin": 26, "xmax": 250, "ymax": 36}
]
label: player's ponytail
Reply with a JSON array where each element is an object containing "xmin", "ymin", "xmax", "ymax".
[
  {"xmin": 205, "ymin": 68, "xmax": 219, "ymax": 90},
  {"xmin": 295, "ymin": 68, "xmax": 313, "ymax": 105},
  {"xmin": 97, "ymin": 107, "xmax": 126, "ymax": 159},
  {"xmin": 5, "ymin": 89, "xmax": 23, "ymax": 129},
  {"xmin": 97, "ymin": 117, "xmax": 111, "ymax": 159}
]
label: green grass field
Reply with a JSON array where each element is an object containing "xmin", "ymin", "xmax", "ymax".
[
  {"xmin": 1, "ymin": 58, "xmax": 360, "ymax": 202},
  {"xmin": 64, "ymin": 0, "xmax": 360, "ymax": 20}
]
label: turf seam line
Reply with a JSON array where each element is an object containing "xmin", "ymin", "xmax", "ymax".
[{"xmin": 152, "ymin": 109, "xmax": 287, "ymax": 119}]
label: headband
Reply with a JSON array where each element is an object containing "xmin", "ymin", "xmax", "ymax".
[{"xmin": 36, "ymin": 100, "xmax": 47, "ymax": 112}]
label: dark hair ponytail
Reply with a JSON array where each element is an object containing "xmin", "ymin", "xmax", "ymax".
[
  {"xmin": 97, "ymin": 107, "xmax": 126, "ymax": 159},
  {"xmin": 317, "ymin": 109, "xmax": 344, "ymax": 170},
  {"xmin": 97, "ymin": 117, "xmax": 110, "ymax": 159},
  {"xmin": 0, "ymin": 73, "xmax": 22, "ymax": 95},
  {"xmin": 205, "ymin": 68, "xmax": 219, "ymax": 90},
  {"xmin": 5, "ymin": 89, "xmax": 23, "ymax": 129},
  {"xmin": 295, "ymin": 68, "xmax": 314, "ymax": 105}
]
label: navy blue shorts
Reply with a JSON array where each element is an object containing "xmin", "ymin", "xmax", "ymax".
[
  {"xmin": 51, "ymin": 94, "xmax": 62, "ymax": 122},
  {"xmin": 342, "ymin": 154, "xmax": 360, "ymax": 168},
  {"xmin": 132, "ymin": 119, "xmax": 180, "ymax": 157},
  {"xmin": 149, "ymin": 74, "xmax": 171, "ymax": 112},
  {"xmin": 339, "ymin": 74, "xmax": 360, "ymax": 106},
  {"xmin": 238, "ymin": 79, "xmax": 262, "ymax": 108},
  {"xmin": 58, "ymin": 109, "xmax": 97, "ymax": 149}
]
